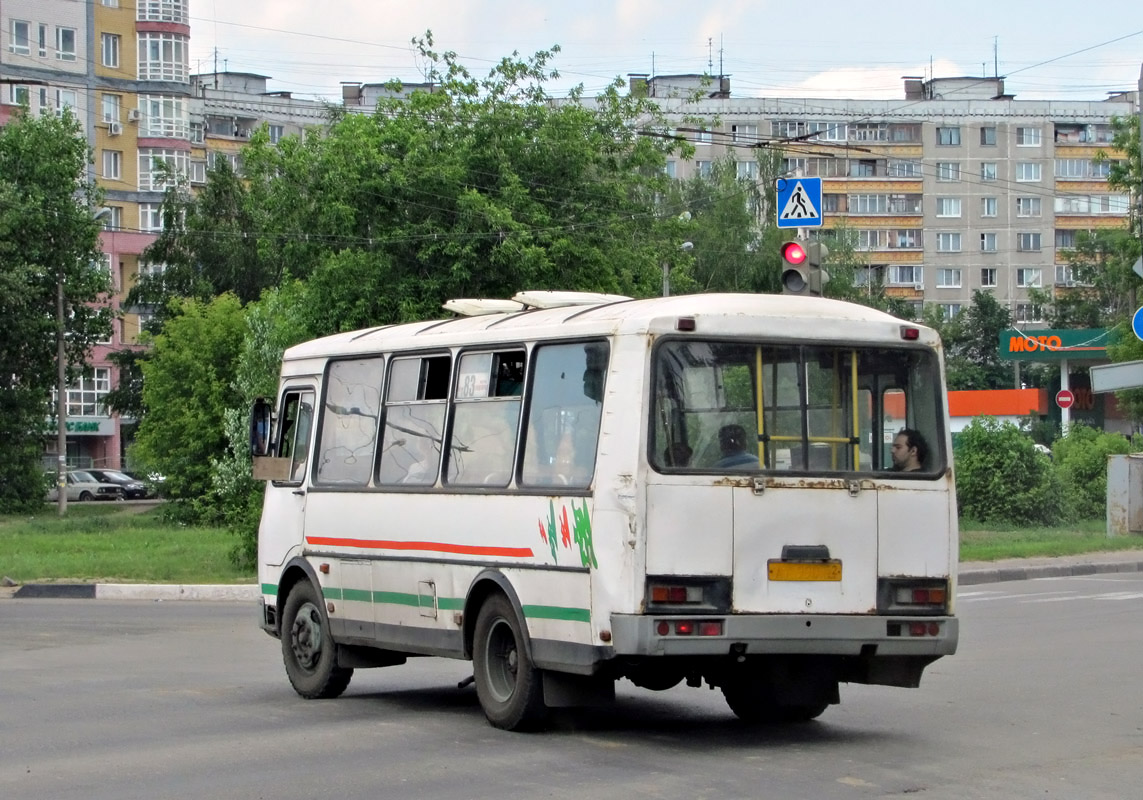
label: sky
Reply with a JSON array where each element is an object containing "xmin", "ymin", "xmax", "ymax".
[{"xmin": 188, "ymin": 1, "xmax": 1143, "ymax": 104}]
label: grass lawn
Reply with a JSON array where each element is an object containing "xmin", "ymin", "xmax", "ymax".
[
  {"xmin": 0, "ymin": 504, "xmax": 253, "ymax": 584},
  {"xmin": 959, "ymin": 518, "xmax": 1143, "ymax": 561}
]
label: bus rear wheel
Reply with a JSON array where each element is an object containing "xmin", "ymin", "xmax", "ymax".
[
  {"xmin": 722, "ymin": 679, "xmax": 829, "ymax": 724},
  {"xmin": 472, "ymin": 594, "xmax": 547, "ymax": 730},
  {"xmin": 281, "ymin": 580, "xmax": 352, "ymax": 699}
]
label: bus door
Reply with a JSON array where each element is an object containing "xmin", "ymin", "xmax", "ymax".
[{"xmin": 259, "ymin": 385, "xmax": 315, "ymax": 569}]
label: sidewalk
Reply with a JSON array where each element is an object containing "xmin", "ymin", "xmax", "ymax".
[{"xmin": 6, "ymin": 551, "xmax": 1143, "ymax": 600}]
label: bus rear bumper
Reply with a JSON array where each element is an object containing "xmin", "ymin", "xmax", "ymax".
[{"xmin": 610, "ymin": 614, "xmax": 958, "ymax": 658}]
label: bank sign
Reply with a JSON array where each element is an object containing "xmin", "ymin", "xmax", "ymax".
[{"xmin": 998, "ymin": 328, "xmax": 1113, "ymax": 361}]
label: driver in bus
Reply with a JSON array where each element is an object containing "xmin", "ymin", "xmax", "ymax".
[{"xmin": 890, "ymin": 428, "xmax": 927, "ymax": 472}]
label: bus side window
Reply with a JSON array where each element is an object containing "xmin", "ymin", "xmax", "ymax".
[
  {"xmin": 521, "ymin": 342, "xmax": 608, "ymax": 489},
  {"xmin": 377, "ymin": 355, "xmax": 451, "ymax": 486},
  {"xmin": 315, "ymin": 358, "xmax": 384, "ymax": 485}
]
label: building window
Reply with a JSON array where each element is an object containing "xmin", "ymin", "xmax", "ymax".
[
  {"xmin": 66, "ymin": 369, "xmax": 111, "ymax": 417},
  {"xmin": 268, "ymin": 124, "xmax": 284, "ymax": 144},
  {"xmin": 1016, "ymin": 126, "xmax": 1042, "ymax": 146},
  {"xmin": 190, "ymin": 122, "xmax": 204, "ymax": 144},
  {"xmin": 138, "ymin": 148, "xmax": 189, "ymax": 191},
  {"xmin": 696, "ymin": 160, "xmax": 712, "ymax": 178},
  {"xmin": 38, "ymin": 24, "xmax": 47, "ymax": 57},
  {"xmin": 731, "ymin": 124, "xmax": 757, "ymax": 144},
  {"xmin": 694, "ymin": 128, "xmax": 712, "ymax": 145},
  {"xmin": 1017, "ymin": 268, "xmax": 1043, "ymax": 288},
  {"xmin": 784, "ymin": 157, "xmax": 807, "ymax": 175},
  {"xmin": 139, "ymin": 203, "xmax": 163, "ymax": 232},
  {"xmin": 887, "ymin": 159, "xmax": 922, "ymax": 178},
  {"xmin": 980, "ymin": 162, "xmax": 997, "ymax": 182},
  {"xmin": 11, "ymin": 85, "xmax": 29, "ymax": 105},
  {"xmin": 936, "ymin": 162, "xmax": 960, "ymax": 182},
  {"xmin": 101, "ymin": 93, "xmax": 120, "ymax": 123},
  {"xmin": 1055, "ymin": 229, "xmax": 1077, "ymax": 249},
  {"xmin": 980, "ymin": 268, "xmax": 997, "ymax": 287},
  {"xmin": 103, "ymin": 0, "xmax": 120, "ymax": 6},
  {"xmin": 936, "ymin": 232, "xmax": 961, "ymax": 252},
  {"xmin": 1015, "ymin": 303, "xmax": 1043, "ymax": 323},
  {"xmin": 1017, "ymin": 232, "xmax": 1041, "ymax": 252},
  {"xmin": 9, "ymin": 20, "xmax": 30, "ymax": 55},
  {"xmin": 849, "ymin": 159, "xmax": 876, "ymax": 177},
  {"xmin": 101, "ymin": 33, "xmax": 120, "ymax": 68},
  {"xmin": 102, "ymin": 207, "xmax": 122, "ymax": 231},
  {"xmin": 981, "ymin": 197, "xmax": 997, "ymax": 217},
  {"xmin": 980, "ymin": 127, "xmax": 997, "ymax": 146},
  {"xmin": 980, "ymin": 233, "xmax": 998, "ymax": 252},
  {"xmin": 938, "ymin": 303, "xmax": 962, "ymax": 321},
  {"xmin": 736, "ymin": 161, "xmax": 757, "ymax": 180},
  {"xmin": 888, "ymin": 265, "xmax": 923, "ymax": 286},
  {"xmin": 809, "ymin": 121, "xmax": 846, "ymax": 141},
  {"xmin": 1016, "ymin": 197, "xmax": 1042, "ymax": 217},
  {"xmin": 189, "ymin": 160, "xmax": 207, "ymax": 184},
  {"xmin": 55, "ymin": 89, "xmax": 78, "ymax": 115},
  {"xmin": 936, "ymin": 268, "xmax": 962, "ymax": 288},
  {"xmin": 102, "ymin": 150, "xmax": 122, "ymax": 180},
  {"xmin": 936, "ymin": 126, "xmax": 961, "ymax": 146},
  {"xmin": 1016, "ymin": 162, "xmax": 1042, "ymax": 182},
  {"xmin": 935, "ymin": 197, "xmax": 961, "ymax": 217},
  {"xmin": 56, "ymin": 27, "xmax": 77, "ymax": 61},
  {"xmin": 138, "ymin": 95, "xmax": 188, "ymax": 138},
  {"xmin": 138, "ymin": 33, "xmax": 189, "ymax": 82},
  {"xmin": 771, "ymin": 120, "xmax": 807, "ymax": 138},
  {"xmin": 663, "ymin": 160, "xmax": 676, "ymax": 179},
  {"xmin": 137, "ymin": 0, "xmax": 189, "ymax": 24}
]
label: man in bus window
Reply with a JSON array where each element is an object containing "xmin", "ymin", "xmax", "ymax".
[
  {"xmin": 891, "ymin": 428, "xmax": 927, "ymax": 472},
  {"xmin": 714, "ymin": 424, "xmax": 759, "ymax": 469}
]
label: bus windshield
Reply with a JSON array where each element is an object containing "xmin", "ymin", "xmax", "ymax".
[{"xmin": 650, "ymin": 339, "xmax": 944, "ymax": 475}]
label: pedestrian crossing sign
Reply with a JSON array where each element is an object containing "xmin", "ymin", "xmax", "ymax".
[{"xmin": 776, "ymin": 177, "xmax": 823, "ymax": 228}]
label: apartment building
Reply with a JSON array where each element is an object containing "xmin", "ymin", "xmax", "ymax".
[
  {"xmin": 0, "ymin": 0, "xmax": 194, "ymax": 470},
  {"xmin": 644, "ymin": 74, "xmax": 1136, "ymax": 323}
]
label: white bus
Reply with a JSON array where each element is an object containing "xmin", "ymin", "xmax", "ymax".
[{"xmin": 251, "ymin": 291, "xmax": 958, "ymax": 730}]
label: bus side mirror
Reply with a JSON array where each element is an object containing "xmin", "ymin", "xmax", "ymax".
[{"xmin": 250, "ymin": 398, "xmax": 273, "ymax": 457}]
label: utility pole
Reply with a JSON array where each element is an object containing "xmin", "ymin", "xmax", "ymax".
[{"xmin": 56, "ymin": 263, "xmax": 68, "ymax": 516}]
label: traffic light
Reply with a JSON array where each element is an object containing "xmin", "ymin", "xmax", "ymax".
[{"xmin": 780, "ymin": 239, "xmax": 829, "ymax": 296}]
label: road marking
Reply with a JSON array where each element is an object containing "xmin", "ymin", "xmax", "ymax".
[
  {"xmin": 1023, "ymin": 591, "xmax": 1143, "ymax": 603},
  {"xmin": 958, "ymin": 590, "xmax": 1074, "ymax": 603}
]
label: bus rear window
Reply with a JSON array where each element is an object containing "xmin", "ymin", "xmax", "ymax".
[{"xmin": 650, "ymin": 340, "xmax": 943, "ymax": 475}]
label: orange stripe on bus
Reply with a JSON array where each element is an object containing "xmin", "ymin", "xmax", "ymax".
[{"xmin": 305, "ymin": 537, "xmax": 534, "ymax": 558}]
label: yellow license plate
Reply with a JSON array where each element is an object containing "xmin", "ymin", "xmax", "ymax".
[{"xmin": 767, "ymin": 560, "xmax": 842, "ymax": 581}]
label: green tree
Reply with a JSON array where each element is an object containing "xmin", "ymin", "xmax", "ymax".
[
  {"xmin": 132, "ymin": 294, "xmax": 247, "ymax": 522},
  {"xmin": 937, "ymin": 290, "xmax": 1015, "ymax": 390},
  {"xmin": 0, "ymin": 109, "xmax": 112, "ymax": 511},
  {"xmin": 1106, "ymin": 320, "xmax": 1143, "ymax": 424}
]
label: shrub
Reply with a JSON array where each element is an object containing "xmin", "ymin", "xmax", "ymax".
[
  {"xmin": 955, "ymin": 417, "xmax": 1065, "ymax": 525},
  {"xmin": 1052, "ymin": 424, "xmax": 1139, "ymax": 520}
]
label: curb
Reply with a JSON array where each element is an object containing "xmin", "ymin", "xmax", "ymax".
[
  {"xmin": 958, "ymin": 559, "xmax": 1143, "ymax": 586},
  {"xmin": 11, "ymin": 583, "xmax": 259, "ymax": 601},
  {"xmin": 8, "ymin": 556, "xmax": 1143, "ymax": 599}
]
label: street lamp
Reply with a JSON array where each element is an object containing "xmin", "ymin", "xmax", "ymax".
[
  {"xmin": 56, "ymin": 206, "xmax": 112, "ymax": 516},
  {"xmin": 663, "ymin": 240, "xmax": 694, "ymax": 297}
]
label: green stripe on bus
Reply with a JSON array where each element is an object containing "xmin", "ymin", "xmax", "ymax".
[
  {"xmin": 438, "ymin": 597, "xmax": 465, "ymax": 611},
  {"xmin": 261, "ymin": 583, "xmax": 277, "ymax": 596},
  {"xmin": 342, "ymin": 588, "xmax": 372, "ymax": 603},
  {"xmin": 373, "ymin": 591, "xmax": 420, "ymax": 607},
  {"xmin": 321, "ymin": 586, "xmax": 343, "ymax": 600},
  {"xmin": 522, "ymin": 604, "xmax": 590, "ymax": 623}
]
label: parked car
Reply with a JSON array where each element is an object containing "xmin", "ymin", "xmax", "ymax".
[
  {"xmin": 125, "ymin": 471, "xmax": 166, "ymax": 498},
  {"xmin": 45, "ymin": 471, "xmax": 124, "ymax": 502},
  {"xmin": 86, "ymin": 469, "xmax": 150, "ymax": 500}
]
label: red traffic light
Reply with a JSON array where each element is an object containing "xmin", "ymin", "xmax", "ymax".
[{"xmin": 780, "ymin": 241, "xmax": 807, "ymax": 265}]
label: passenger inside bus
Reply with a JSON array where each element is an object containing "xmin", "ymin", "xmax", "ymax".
[
  {"xmin": 714, "ymin": 423, "xmax": 760, "ymax": 469},
  {"xmin": 890, "ymin": 428, "xmax": 928, "ymax": 472}
]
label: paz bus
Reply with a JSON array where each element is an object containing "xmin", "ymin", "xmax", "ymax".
[{"xmin": 250, "ymin": 291, "xmax": 958, "ymax": 730}]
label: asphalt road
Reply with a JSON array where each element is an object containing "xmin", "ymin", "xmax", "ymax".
[{"xmin": 1, "ymin": 574, "xmax": 1140, "ymax": 800}]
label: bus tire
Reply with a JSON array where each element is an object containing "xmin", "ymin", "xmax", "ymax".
[
  {"xmin": 472, "ymin": 593, "xmax": 547, "ymax": 730},
  {"xmin": 722, "ymin": 680, "xmax": 828, "ymax": 724},
  {"xmin": 281, "ymin": 580, "xmax": 353, "ymax": 699}
]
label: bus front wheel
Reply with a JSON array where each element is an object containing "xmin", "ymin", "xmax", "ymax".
[
  {"xmin": 281, "ymin": 580, "xmax": 353, "ymax": 699},
  {"xmin": 472, "ymin": 594, "xmax": 547, "ymax": 730}
]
